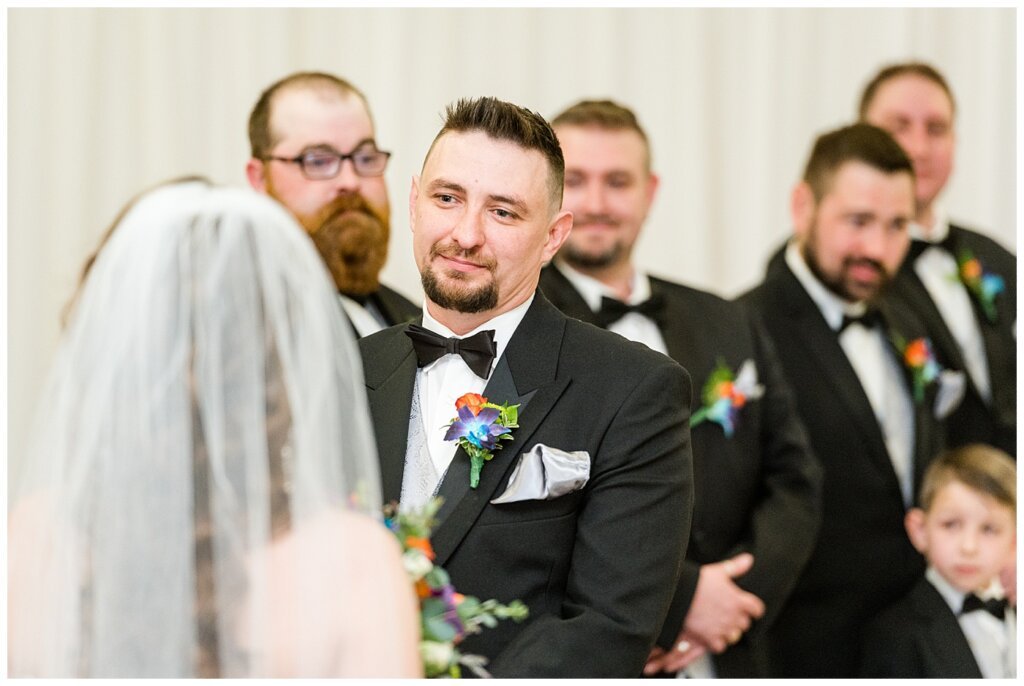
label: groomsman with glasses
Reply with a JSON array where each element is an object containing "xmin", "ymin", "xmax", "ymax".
[
  {"xmin": 538, "ymin": 99, "xmax": 822, "ymax": 678},
  {"xmin": 246, "ymin": 71, "xmax": 419, "ymax": 336}
]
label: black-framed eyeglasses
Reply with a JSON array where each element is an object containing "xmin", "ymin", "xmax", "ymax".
[{"xmin": 264, "ymin": 142, "xmax": 391, "ymax": 180}]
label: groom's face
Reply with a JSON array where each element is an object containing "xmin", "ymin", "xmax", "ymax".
[{"xmin": 410, "ymin": 130, "xmax": 571, "ymax": 317}]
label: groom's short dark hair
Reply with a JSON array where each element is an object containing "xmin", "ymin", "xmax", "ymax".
[{"xmin": 424, "ymin": 97, "xmax": 564, "ymax": 210}]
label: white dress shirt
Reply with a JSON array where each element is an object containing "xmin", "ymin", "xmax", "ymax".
[
  {"xmin": 786, "ymin": 242, "xmax": 916, "ymax": 506},
  {"xmin": 338, "ymin": 294, "xmax": 387, "ymax": 337},
  {"xmin": 415, "ymin": 296, "xmax": 533, "ymax": 484},
  {"xmin": 909, "ymin": 208, "xmax": 992, "ymax": 403},
  {"xmin": 553, "ymin": 259, "xmax": 669, "ymax": 355},
  {"xmin": 927, "ymin": 566, "xmax": 1016, "ymax": 678}
]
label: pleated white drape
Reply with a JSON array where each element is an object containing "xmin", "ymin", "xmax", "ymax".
[{"xmin": 8, "ymin": 7, "xmax": 1016, "ymax": 482}]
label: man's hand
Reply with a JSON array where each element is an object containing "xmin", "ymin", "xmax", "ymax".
[
  {"xmin": 643, "ymin": 630, "xmax": 708, "ymax": 675},
  {"xmin": 683, "ymin": 553, "xmax": 765, "ymax": 653}
]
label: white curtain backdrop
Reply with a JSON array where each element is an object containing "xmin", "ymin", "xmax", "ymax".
[{"xmin": 7, "ymin": 7, "xmax": 1016, "ymax": 482}]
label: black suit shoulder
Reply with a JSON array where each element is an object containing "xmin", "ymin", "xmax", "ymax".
[
  {"xmin": 860, "ymin": 576, "xmax": 982, "ymax": 678},
  {"xmin": 373, "ymin": 283, "xmax": 420, "ymax": 326}
]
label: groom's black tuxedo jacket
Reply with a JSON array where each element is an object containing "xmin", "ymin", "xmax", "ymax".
[
  {"xmin": 890, "ymin": 224, "xmax": 1016, "ymax": 455},
  {"xmin": 539, "ymin": 265, "xmax": 822, "ymax": 678},
  {"xmin": 358, "ymin": 292, "xmax": 694, "ymax": 677},
  {"xmin": 859, "ymin": 576, "xmax": 985, "ymax": 678},
  {"xmin": 740, "ymin": 251, "xmax": 944, "ymax": 678}
]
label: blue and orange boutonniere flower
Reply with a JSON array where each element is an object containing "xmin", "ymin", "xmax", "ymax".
[
  {"xmin": 444, "ymin": 393, "xmax": 520, "ymax": 489},
  {"xmin": 690, "ymin": 359, "xmax": 764, "ymax": 438},
  {"xmin": 953, "ymin": 249, "xmax": 1005, "ymax": 323},
  {"xmin": 892, "ymin": 334, "xmax": 941, "ymax": 404}
]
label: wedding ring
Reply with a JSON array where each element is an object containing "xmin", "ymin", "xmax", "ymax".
[
  {"xmin": 728, "ymin": 629, "xmax": 741, "ymax": 645},
  {"xmin": 676, "ymin": 640, "xmax": 691, "ymax": 653}
]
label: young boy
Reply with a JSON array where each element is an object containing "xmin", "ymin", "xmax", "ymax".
[{"xmin": 860, "ymin": 444, "xmax": 1016, "ymax": 677}]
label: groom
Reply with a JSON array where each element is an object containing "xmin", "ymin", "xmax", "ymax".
[{"xmin": 358, "ymin": 97, "xmax": 694, "ymax": 677}]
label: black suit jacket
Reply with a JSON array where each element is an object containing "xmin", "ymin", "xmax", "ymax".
[
  {"xmin": 358, "ymin": 292, "xmax": 694, "ymax": 677},
  {"xmin": 860, "ymin": 576, "xmax": 984, "ymax": 678},
  {"xmin": 740, "ymin": 252, "xmax": 944, "ymax": 677},
  {"xmin": 365, "ymin": 283, "xmax": 420, "ymax": 328},
  {"xmin": 891, "ymin": 224, "xmax": 1016, "ymax": 455},
  {"xmin": 539, "ymin": 265, "xmax": 822, "ymax": 678}
]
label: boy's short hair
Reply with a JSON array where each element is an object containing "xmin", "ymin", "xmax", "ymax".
[{"xmin": 918, "ymin": 444, "xmax": 1016, "ymax": 513}]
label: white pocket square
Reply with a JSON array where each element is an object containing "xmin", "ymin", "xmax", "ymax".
[
  {"xmin": 934, "ymin": 369, "xmax": 966, "ymax": 420},
  {"xmin": 489, "ymin": 443, "xmax": 590, "ymax": 504}
]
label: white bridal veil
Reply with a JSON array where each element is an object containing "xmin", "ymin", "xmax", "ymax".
[{"xmin": 8, "ymin": 181, "xmax": 387, "ymax": 676}]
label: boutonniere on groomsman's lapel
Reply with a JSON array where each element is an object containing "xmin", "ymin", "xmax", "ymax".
[
  {"xmin": 444, "ymin": 393, "xmax": 520, "ymax": 489},
  {"xmin": 892, "ymin": 335, "xmax": 941, "ymax": 404},
  {"xmin": 952, "ymin": 249, "xmax": 1005, "ymax": 323},
  {"xmin": 690, "ymin": 359, "xmax": 764, "ymax": 438}
]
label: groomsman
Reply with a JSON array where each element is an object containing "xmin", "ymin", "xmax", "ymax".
[
  {"xmin": 358, "ymin": 97, "xmax": 694, "ymax": 676},
  {"xmin": 538, "ymin": 100, "xmax": 822, "ymax": 678},
  {"xmin": 741, "ymin": 123, "xmax": 946, "ymax": 677},
  {"xmin": 859, "ymin": 62, "xmax": 1016, "ymax": 455},
  {"xmin": 246, "ymin": 71, "xmax": 419, "ymax": 336}
]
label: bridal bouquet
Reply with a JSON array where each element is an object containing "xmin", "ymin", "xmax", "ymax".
[{"xmin": 384, "ymin": 498, "xmax": 528, "ymax": 678}]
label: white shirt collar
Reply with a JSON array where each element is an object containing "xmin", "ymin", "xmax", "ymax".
[
  {"xmin": 910, "ymin": 203, "xmax": 950, "ymax": 243},
  {"xmin": 784, "ymin": 240, "xmax": 867, "ymax": 332},
  {"xmin": 553, "ymin": 258, "xmax": 650, "ymax": 311},
  {"xmin": 927, "ymin": 565, "xmax": 1007, "ymax": 613},
  {"xmin": 420, "ymin": 294, "xmax": 535, "ymax": 372}
]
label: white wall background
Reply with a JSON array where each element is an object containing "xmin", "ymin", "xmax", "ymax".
[{"xmin": 7, "ymin": 7, "xmax": 1016, "ymax": 476}]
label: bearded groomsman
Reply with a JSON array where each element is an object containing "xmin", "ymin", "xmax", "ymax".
[
  {"xmin": 859, "ymin": 62, "xmax": 1015, "ymax": 455},
  {"xmin": 538, "ymin": 99, "xmax": 821, "ymax": 678},
  {"xmin": 246, "ymin": 72, "xmax": 419, "ymax": 336},
  {"xmin": 741, "ymin": 123, "xmax": 947, "ymax": 677},
  {"xmin": 358, "ymin": 97, "xmax": 694, "ymax": 677}
]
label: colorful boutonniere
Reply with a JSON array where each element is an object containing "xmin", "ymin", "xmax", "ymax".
[
  {"xmin": 690, "ymin": 359, "xmax": 764, "ymax": 438},
  {"xmin": 892, "ymin": 334, "xmax": 941, "ymax": 404},
  {"xmin": 953, "ymin": 249, "xmax": 1005, "ymax": 323},
  {"xmin": 444, "ymin": 393, "xmax": 520, "ymax": 489},
  {"xmin": 385, "ymin": 498, "xmax": 528, "ymax": 678}
]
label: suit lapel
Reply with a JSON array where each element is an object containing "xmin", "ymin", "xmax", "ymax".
[
  {"xmin": 911, "ymin": 581, "xmax": 984, "ymax": 678},
  {"xmin": 773, "ymin": 263, "xmax": 892, "ymax": 469},
  {"xmin": 361, "ymin": 324, "xmax": 419, "ymax": 504},
  {"xmin": 538, "ymin": 264, "xmax": 600, "ymax": 324},
  {"xmin": 430, "ymin": 294, "xmax": 571, "ymax": 566}
]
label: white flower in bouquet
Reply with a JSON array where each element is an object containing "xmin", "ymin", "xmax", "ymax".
[{"xmin": 402, "ymin": 547, "xmax": 434, "ymax": 581}]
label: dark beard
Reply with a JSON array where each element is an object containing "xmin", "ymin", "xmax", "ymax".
[
  {"xmin": 559, "ymin": 240, "xmax": 623, "ymax": 270},
  {"xmin": 802, "ymin": 231, "xmax": 890, "ymax": 303},
  {"xmin": 420, "ymin": 244, "xmax": 498, "ymax": 314},
  {"xmin": 295, "ymin": 193, "xmax": 390, "ymax": 297}
]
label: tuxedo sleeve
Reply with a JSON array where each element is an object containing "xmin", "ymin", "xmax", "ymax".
[
  {"xmin": 729, "ymin": 313, "xmax": 822, "ymax": 633},
  {"xmin": 488, "ymin": 356, "xmax": 693, "ymax": 677}
]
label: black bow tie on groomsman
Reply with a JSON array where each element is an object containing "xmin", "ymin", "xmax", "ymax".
[
  {"xmin": 961, "ymin": 593, "xmax": 1009, "ymax": 620},
  {"xmin": 595, "ymin": 292, "xmax": 667, "ymax": 329},
  {"xmin": 405, "ymin": 323, "xmax": 497, "ymax": 379},
  {"xmin": 838, "ymin": 306, "xmax": 883, "ymax": 333},
  {"xmin": 907, "ymin": 231, "xmax": 957, "ymax": 262}
]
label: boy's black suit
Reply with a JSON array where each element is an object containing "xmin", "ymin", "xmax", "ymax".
[{"xmin": 860, "ymin": 576, "xmax": 984, "ymax": 678}]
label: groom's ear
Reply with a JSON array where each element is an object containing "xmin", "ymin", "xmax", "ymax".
[
  {"xmin": 541, "ymin": 210, "xmax": 573, "ymax": 264},
  {"xmin": 409, "ymin": 175, "xmax": 420, "ymax": 234}
]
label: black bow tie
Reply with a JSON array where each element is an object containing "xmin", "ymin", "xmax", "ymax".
[
  {"xmin": 595, "ymin": 293, "xmax": 667, "ymax": 328},
  {"xmin": 908, "ymin": 232, "xmax": 958, "ymax": 262},
  {"xmin": 961, "ymin": 593, "xmax": 1008, "ymax": 620},
  {"xmin": 404, "ymin": 323, "xmax": 497, "ymax": 379},
  {"xmin": 838, "ymin": 307, "xmax": 883, "ymax": 333}
]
